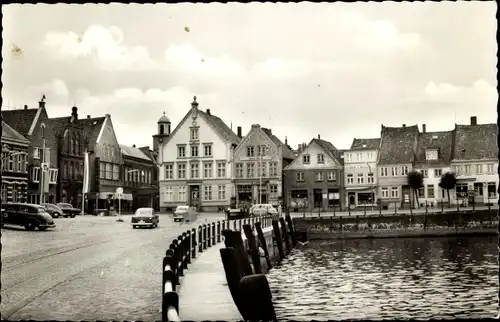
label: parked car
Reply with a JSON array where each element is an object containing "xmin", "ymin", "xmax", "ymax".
[
  {"xmin": 249, "ymin": 204, "xmax": 278, "ymax": 216},
  {"xmin": 131, "ymin": 207, "xmax": 159, "ymax": 229},
  {"xmin": 173, "ymin": 205, "xmax": 189, "ymax": 222},
  {"xmin": 225, "ymin": 205, "xmax": 250, "ymax": 220},
  {"xmin": 1, "ymin": 203, "xmax": 56, "ymax": 231},
  {"xmin": 56, "ymin": 203, "xmax": 80, "ymax": 218},
  {"xmin": 41, "ymin": 203, "xmax": 64, "ymax": 218}
]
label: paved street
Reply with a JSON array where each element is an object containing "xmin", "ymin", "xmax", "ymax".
[{"xmin": 1, "ymin": 212, "xmax": 225, "ymax": 321}]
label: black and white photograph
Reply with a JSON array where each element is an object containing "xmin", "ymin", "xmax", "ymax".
[{"xmin": 1, "ymin": 2, "xmax": 498, "ymax": 321}]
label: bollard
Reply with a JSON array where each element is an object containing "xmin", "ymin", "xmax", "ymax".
[
  {"xmin": 203, "ymin": 224, "xmax": 208, "ymax": 249},
  {"xmin": 163, "ymin": 252, "xmax": 176, "ymax": 292},
  {"xmin": 243, "ymin": 224, "xmax": 262, "ymax": 274},
  {"xmin": 169, "ymin": 243, "xmax": 180, "ymax": 285},
  {"xmin": 185, "ymin": 231, "xmax": 192, "ymax": 265},
  {"xmin": 279, "ymin": 217, "xmax": 291, "ymax": 254},
  {"xmin": 162, "ymin": 253, "xmax": 180, "ymax": 322},
  {"xmin": 255, "ymin": 222, "xmax": 272, "ymax": 270},
  {"xmin": 207, "ymin": 223, "xmax": 212, "ymax": 248},
  {"xmin": 212, "ymin": 222, "xmax": 216, "ymax": 245},
  {"xmin": 285, "ymin": 214, "xmax": 297, "ymax": 247},
  {"xmin": 191, "ymin": 228, "xmax": 197, "ymax": 259},
  {"xmin": 176, "ymin": 235, "xmax": 185, "ymax": 276},
  {"xmin": 217, "ymin": 221, "xmax": 221, "ymax": 243},
  {"xmin": 222, "ymin": 230, "xmax": 253, "ymax": 276},
  {"xmin": 182, "ymin": 232, "xmax": 189, "ymax": 269},
  {"xmin": 198, "ymin": 226, "xmax": 203, "ymax": 253},
  {"xmin": 220, "ymin": 247, "xmax": 247, "ymax": 317},
  {"xmin": 272, "ymin": 220, "xmax": 285, "ymax": 262}
]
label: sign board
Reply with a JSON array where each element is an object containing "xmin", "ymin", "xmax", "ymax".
[
  {"xmin": 404, "ymin": 194, "xmax": 409, "ymax": 202},
  {"xmin": 116, "ymin": 187, "xmax": 123, "ymax": 195},
  {"xmin": 41, "ymin": 162, "xmax": 50, "ymax": 172},
  {"xmin": 329, "ymin": 193, "xmax": 340, "ymax": 200},
  {"xmin": 322, "ymin": 193, "xmax": 328, "ymax": 199}
]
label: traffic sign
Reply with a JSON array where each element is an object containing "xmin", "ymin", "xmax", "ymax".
[
  {"xmin": 41, "ymin": 163, "xmax": 49, "ymax": 172},
  {"xmin": 116, "ymin": 187, "xmax": 123, "ymax": 195}
]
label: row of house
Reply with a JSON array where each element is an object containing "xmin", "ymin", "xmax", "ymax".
[
  {"xmin": 1, "ymin": 97, "xmax": 158, "ymax": 213},
  {"xmin": 156, "ymin": 97, "xmax": 498, "ymax": 212}
]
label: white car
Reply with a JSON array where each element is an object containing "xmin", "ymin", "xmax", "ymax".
[
  {"xmin": 249, "ymin": 204, "xmax": 278, "ymax": 216},
  {"xmin": 173, "ymin": 206, "xmax": 189, "ymax": 222}
]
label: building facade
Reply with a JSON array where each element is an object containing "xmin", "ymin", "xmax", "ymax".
[
  {"xmin": 377, "ymin": 124, "xmax": 419, "ymax": 209},
  {"xmin": 1, "ymin": 121, "xmax": 30, "ymax": 203},
  {"xmin": 283, "ymin": 136, "xmax": 345, "ymax": 211},
  {"xmin": 343, "ymin": 138, "xmax": 380, "ymax": 208},
  {"xmin": 451, "ymin": 117, "xmax": 498, "ymax": 205},
  {"xmin": 139, "ymin": 146, "xmax": 160, "ymax": 211},
  {"xmin": 2, "ymin": 99, "xmax": 59, "ymax": 204},
  {"xmin": 157, "ymin": 97, "xmax": 241, "ymax": 212},
  {"xmin": 232, "ymin": 124, "xmax": 295, "ymax": 207}
]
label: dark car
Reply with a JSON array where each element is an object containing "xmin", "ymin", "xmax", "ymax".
[
  {"xmin": 131, "ymin": 207, "xmax": 159, "ymax": 229},
  {"xmin": 56, "ymin": 203, "xmax": 80, "ymax": 218},
  {"xmin": 41, "ymin": 203, "xmax": 64, "ymax": 218},
  {"xmin": 1, "ymin": 203, "xmax": 56, "ymax": 231}
]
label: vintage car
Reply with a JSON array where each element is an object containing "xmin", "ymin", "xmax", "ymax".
[
  {"xmin": 131, "ymin": 207, "xmax": 159, "ymax": 229},
  {"xmin": 249, "ymin": 204, "xmax": 278, "ymax": 216},
  {"xmin": 56, "ymin": 203, "xmax": 81, "ymax": 218},
  {"xmin": 173, "ymin": 205, "xmax": 188, "ymax": 222},
  {"xmin": 1, "ymin": 203, "xmax": 56, "ymax": 231},
  {"xmin": 41, "ymin": 203, "xmax": 64, "ymax": 218}
]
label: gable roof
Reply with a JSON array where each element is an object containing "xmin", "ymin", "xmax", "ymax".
[
  {"xmin": 1, "ymin": 108, "xmax": 39, "ymax": 136},
  {"xmin": 378, "ymin": 125, "xmax": 419, "ymax": 165},
  {"xmin": 350, "ymin": 138, "xmax": 381, "ymax": 150},
  {"xmin": 261, "ymin": 127, "xmax": 296, "ymax": 160},
  {"xmin": 453, "ymin": 123, "xmax": 498, "ymax": 161},
  {"xmin": 415, "ymin": 130, "xmax": 454, "ymax": 166},
  {"xmin": 312, "ymin": 138, "xmax": 342, "ymax": 162},
  {"xmin": 2, "ymin": 121, "xmax": 30, "ymax": 145},
  {"xmin": 197, "ymin": 110, "xmax": 240, "ymax": 145},
  {"xmin": 50, "ymin": 116, "xmax": 106, "ymax": 147},
  {"xmin": 120, "ymin": 144, "xmax": 151, "ymax": 161}
]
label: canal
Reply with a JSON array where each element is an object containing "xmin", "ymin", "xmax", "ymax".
[{"xmin": 267, "ymin": 236, "xmax": 497, "ymax": 320}]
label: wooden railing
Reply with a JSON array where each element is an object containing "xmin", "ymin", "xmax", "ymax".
[{"xmin": 161, "ymin": 214, "xmax": 275, "ymax": 322}]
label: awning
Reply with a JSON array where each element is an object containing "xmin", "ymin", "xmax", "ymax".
[
  {"xmin": 3, "ymin": 180, "xmax": 28, "ymax": 185},
  {"xmin": 345, "ymin": 186, "xmax": 376, "ymax": 192},
  {"xmin": 97, "ymin": 192, "xmax": 133, "ymax": 200}
]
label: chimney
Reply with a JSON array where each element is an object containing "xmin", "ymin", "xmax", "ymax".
[
  {"xmin": 24, "ymin": 105, "xmax": 28, "ymax": 110},
  {"xmin": 470, "ymin": 116, "xmax": 477, "ymax": 126},
  {"xmin": 285, "ymin": 136, "xmax": 288, "ymax": 146},
  {"xmin": 422, "ymin": 124, "xmax": 426, "ymax": 133},
  {"xmin": 87, "ymin": 115, "xmax": 91, "ymax": 119},
  {"xmin": 402, "ymin": 124, "xmax": 406, "ymax": 128},
  {"xmin": 237, "ymin": 126, "xmax": 242, "ymax": 138},
  {"xmin": 318, "ymin": 134, "xmax": 321, "ymax": 140},
  {"xmin": 206, "ymin": 109, "xmax": 211, "ymax": 115},
  {"xmin": 297, "ymin": 144, "xmax": 302, "ymax": 153},
  {"xmin": 39, "ymin": 101, "xmax": 45, "ymax": 109}
]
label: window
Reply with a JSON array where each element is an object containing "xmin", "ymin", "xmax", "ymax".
[
  {"xmin": 402, "ymin": 166, "xmax": 409, "ymax": 175},
  {"xmin": 380, "ymin": 167, "xmax": 388, "ymax": 177},
  {"xmin": 269, "ymin": 162, "xmax": 278, "ymax": 176},
  {"xmin": 427, "ymin": 185, "xmax": 435, "ymax": 198},
  {"xmin": 270, "ymin": 184, "xmax": 278, "ymax": 197},
  {"xmin": 31, "ymin": 167, "xmax": 40, "ymax": 182},
  {"xmin": 33, "ymin": 147, "xmax": 40, "ymax": 159},
  {"xmin": 257, "ymin": 145, "xmax": 267, "ymax": 156},
  {"xmin": 113, "ymin": 164, "xmax": 119, "ymax": 180},
  {"xmin": 418, "ymin": 187, "xmax": 425, "ymax": 198},
  {"xmin": 302, "ymin": 154, "xmax": 310, "ymax": 164},
  {"xmin": 296, "ymin": 172, "xmax": 304, "ymax": 182},
  {"xmin": 315, "ymin": 172, "xmax": 324, "ymax": 181},
  {"xmin": 1, "ymin": 152, "xmax": 8, "ymax": 170},
  {"xmin": 247, "ymin": 163, "xmax": 255, "ymax": 178},
  {"xmin": 190, "ymin": 128, "xmax": 199, "ymax": 140},
  {"xmin": 204, "ymin": 185, "xmax": 212, "ymax": 200},
  {"xmin": 204, "ymin": 144, "xmax": 212, "ymax": 157},
  {"xmin": 247, "ymin": 146, "xmax": 254, "ymax": 157},
  {"xmin": 148, "ymin": 171, "xmax": 151, "ymax": 184},
  {"xmin": 191, "ymin": 146, "xmax": 199, "ymax": 157},
  {"xmin": 178, "ymin": 164, "xmax": 186, "ymax": 179},
  {"xmin": 217, "ymin": 185, "xmax": 226, "ymax": 200},
  {"xmin": 178, "ymin": 186, "xmax": 187, "ymax": 201},
  {"xmin": 367, "ymin": 173, "xmax": 374, "ymax": 184},
  {"xmin": 434, "ymin": 169, "xmax": 443, "ymax": 177},
  {"xmin": 381, "ymin": 187, "xmax": 389, "ymax": 198},
  {"xmin": 69, "ymin": 161, "xmax": 74, "ymax": 178},
  {"xmin": 164, "ymin": 187, "xmax": 173, "ymax": 201},
  {"xmin": 317, "ymin": 154, "xmax": 325, "ymax": 164},
  {"xmin": 165, "ymin": 164, "xmax": 173, "ymax": 179},
  {"xmin": 421, "ymin": 169, "xmax": 428, "ymax": 178},
  {"xmin": 426, "ymin": 149, "xmax": 438, "ymax": 160},
  {"xmin": 347, "ymin": 174, "xmax": 354, "ymax": 184},
  {"xmin": 8, "ymin": 154, "xmax": 13, "ymax": 171},
  {"xmin": 204, "ymin": 163, "xmax": 213, "ymax": 178},
  {"xmin": 178, "ymin": 146, "xmax": 186, "ymax": 158},
  {"xmin": 487, "ymin": 163, "xmax": 494, "ymax": 174},
  {"xmin": 391, "ymin": 167, "xmax": 398, "ymax": 176},
  {"xmin": 357, "ymin": 173, "xmax": 364, "ymax": 184},
  {"xmin": 190, "ymin": 163, "xmax": 199, "ymax": 178},
  {"xmin": 258, "ymin": 162, "xmax": 266, "ymax": 177},
  {"xmin": 488, "ymin": 182, "xmax": 497, "ymax": 198},
  {"xmin": 327, "ymin": 171, "xmax": 336, "ymax": 181},
  {"xmin": 347, "ymin": 153, "xmax": 352, "ymax": 162},
  {"xmin": 475, "ymin": 164, "xmax": 482, "ymax": 174},
  {"xmin": 236, "ymin": 163, "xmax": 244, "ymax": 178},
  {"xmin": 106, "ymin": 163, "xmax": 112, "ymax": 179},
  {"xmin": 357, "ymin": 153, "xmax": 363, "ymax": 161},
  {"xmin": 391, "ymin": 187, "xmax": 399, "ymax": 198},
  {"xmin": 217, "ymin": 163, "xmax": 226, "ymax": 178},
  {"xmin": 464, "ymin": 165, "xmax": 471, "ymax": 175},
  {"xmin": 16, "ymin": 155, "xmax": 21, "ymax": 172},
  {"xmin": 49, "ymin": 169, "xmax": 58, "ymax": 184}
]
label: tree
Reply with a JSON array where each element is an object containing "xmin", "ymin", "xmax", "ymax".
[
  {"xmin": 439, "ymin": 172, "xmax": 457, "ymax": 208},
  {"xmin": 407, "ymin": 170, "xmax": 424, "ymax": 211}
]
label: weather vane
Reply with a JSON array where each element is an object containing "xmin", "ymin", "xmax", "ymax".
[{"xmin": 41, "ymin": 94, "xmax": 46, "ymax": 102}]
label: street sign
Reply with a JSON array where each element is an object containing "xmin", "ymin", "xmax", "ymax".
[
  {"xmin": 116, "ymin": 187, "xmax": 123, "ymax": 195},
  {"xmin": 322, "ymin": 193, "xmax": 328, "ymax": 199},
  {"xmin": 41, "ymin": 162, "xmax": 49, "ymax": 172}
]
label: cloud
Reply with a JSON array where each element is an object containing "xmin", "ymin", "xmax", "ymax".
[
  {"xmin": 24, "ymin": 79, "xmax": 69, "ymax": 101},
  {"xmin": 424, "ymin": 79, "xmax": 497, "ymax": 106}
]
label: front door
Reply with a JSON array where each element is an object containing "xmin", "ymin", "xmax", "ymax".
[
  {"xmin": 190, "ymin": 186, "xmax": 200, "ymax": 208},
  {"xmin": 473, "ymin": 182, "xmax": 484, "ymax": 204}
]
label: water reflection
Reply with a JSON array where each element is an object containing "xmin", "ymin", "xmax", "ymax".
[{"xmin": 267, "ymin": 236, "xmax": 497, "ymax": 320}]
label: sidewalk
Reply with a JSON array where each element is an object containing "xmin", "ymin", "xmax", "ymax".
[{"xmin": 177, "ymin": 243, "xmax": 241, "ymax": 321}]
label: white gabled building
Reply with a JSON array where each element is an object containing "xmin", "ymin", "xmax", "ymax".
[{"xmin": 155, "ymin": 96, "xmax": 241, "ymax": 212}]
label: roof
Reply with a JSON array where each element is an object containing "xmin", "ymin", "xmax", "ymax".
[
  {"xmin": 415, "ymin": 131, "xmax": 454, "ymax": 166},
  {"xmin": 120, "ymin": 144, "xmax": 152, "ymax": 161},
  {"xmin": 350, "ymin": 138, "xmax": 381, "ymax": 150},
  {"xmin": 261, "ymin": 127, "xmax": 296, "ymax": 160},
  {"xmin": 158, "ymin": 112, "xmax": 170, "ymax": 123},
  {"xmin": 453, "ymin": 123, "xmax": 498, "ymax": 161},
  {"xmin": 50, "ymin": 116, "xmax": 105, "ymax": 146},
  {"xmin": 198, "ymin": 110, "xmax": 241, "ymax": 145},
  {"xmin": 2, "ymin": 121, "xmax": 30, "ymax": 144},
  {"xmin": 378, "ymin": 125, "xmax": 419, "ymax": 165},
  {"xmin": 1, "ymin": 108, "xmax": 39, "ymax": 136},
  {"xmin": 312, "ymin": 138, "xmax": 343, "ymax": 164}
]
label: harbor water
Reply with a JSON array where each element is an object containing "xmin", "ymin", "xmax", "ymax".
[{"xmin": 267, "ymin": 236, "xmax": 498, "ymax": 320}]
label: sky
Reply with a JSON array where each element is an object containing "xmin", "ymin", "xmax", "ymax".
[{"xmin": 2, "ymin": 2, "xmax": 497, "ymax": 150}]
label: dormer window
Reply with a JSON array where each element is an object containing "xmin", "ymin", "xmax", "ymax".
[
  {"xmin": 317, "ymin": 154, "xmax": 325, "ymax": 164},
  {"xmin": 426, "ymin": 149, "xmax": 438, "ymax": 160},
  {"xmin": 302, "ymin": 154, "xmax": 310, "ymax": 164}
]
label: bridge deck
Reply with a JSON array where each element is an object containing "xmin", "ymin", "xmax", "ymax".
[{"xmin": 178, "ymin": 242, "xmax": 241, "ymax": 321}]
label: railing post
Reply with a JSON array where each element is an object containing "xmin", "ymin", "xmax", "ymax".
[
  {"xmin": 191, "ymin": 228, "xmax": 197, "ymax": 259},
  {"xmin": 212, "ymin": 222, "xmax": 216, "ymax": 245},
  {"xmin": 207, "ymin": 223, "xmax": 212, "ymax": 247},
  {"xmin": 182, "ymin": 232, "xmax": 189, "ymax": 269},
  {"xmin": 169, "ymin": 242, "xmax": 180, "ymax": 285},
  {"xmin": 198, "ymin": 226, "xmax": 203, "ymax": 253},
  {"xmin": 272, "ymin": 220, "xmax": 285, "ymax": 262},
  {"xmin": 239, "ymin": 219, "xmax": 242, "ymax": 231},
  {"xmin": 217, "ymin": 221, "xmax": 221, "ymax": 243},
  {"xmin": 255, "ymin": 221, "xmax": 272, "ymax": 270},
  {"xmin": 186, "ymin": 230, "xmax": 192, "ymax": 264},
  {"xmin": 279, "ymin": 217, "xmax": 291, "ymax": 254},
  {"xmin": 203, "ymin": 224, "xmax": 208, "ymax": 249},
  {"xmin": 177, "ymin": 235, "xmax": 185, "ymax": 276},
  {"xmin": 243, "ymin": 224, "xmax": 262, "ymax": 274}
]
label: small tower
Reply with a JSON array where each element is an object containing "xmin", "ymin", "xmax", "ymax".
[{"xmin": 153, "ymin": 112, "xmax": 171, "ymax": 153}]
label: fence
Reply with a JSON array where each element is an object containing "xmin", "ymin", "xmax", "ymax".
[{"xmin": 161, "ymin": 214, "xmax": 275, "ymax": 322}]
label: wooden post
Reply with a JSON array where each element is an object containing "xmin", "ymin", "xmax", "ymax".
[
  {"xmin": 222, "ymin": 230, "xmax": 253, "ymax": 276},
  {"xmin": 185, "ymin": 231, "xmax": 192, "ymax": 264},
  {"xmin": 285, "ymin": 214, "xmax": 297, "ymax": 247},
  {"xmin": 255, "ymin": 222, "xmax": 272, "ymax": 269},
  {"xmin": 272, "ymin": 220, "xmax": 285, "ymax": 261},
  {"xmin": 198, "ymin": 226, "xmax": 203, "ymax": 253},
  {"xmin": 279, "ymin": 217, "xmax": 291, "ymax": 254},
  {"xmin": 207, "ymin": 223, "xmax": 212, "ymax": 247},
  {"xmin": 191, "ymin": 228, "xmax": 197, "ymax": 259},
  {"xmin": 203, "ymin": 224, "xmax": 208, "ymax": 249},
  {"xmin": 243, "ymin": 224, "xmax": 262, "ymax": 274},
  {"xmin": 212, "ymin": 222, "xmax": 216, "ymax": 245},
  {"xmin": 217, "ymin": 221, "xmax": 221, "ymax": 243}
]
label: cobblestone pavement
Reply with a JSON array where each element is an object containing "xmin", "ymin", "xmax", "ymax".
[{"xmin": 1, "ymin": 212, "xmax": 225, "ymax": 321}]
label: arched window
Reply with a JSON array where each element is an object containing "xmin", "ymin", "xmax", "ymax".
[
  {"xmin": 70, "ymin": 133, "xmax": 74, "ymax": 155},
  {"xmin": 40, "ymin": 124, "xmax": 46, "ymax": 138},
  {"xmin": 75, "ymin": 133, "xmax": 80, "ymax": 155},
  {"xmin": 63, "ymin": 161, "xmax": 68, "ymax": 177},
  {"xmin": 159, "ymin": 125, "xmax": 164, "ymax": 135}
]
